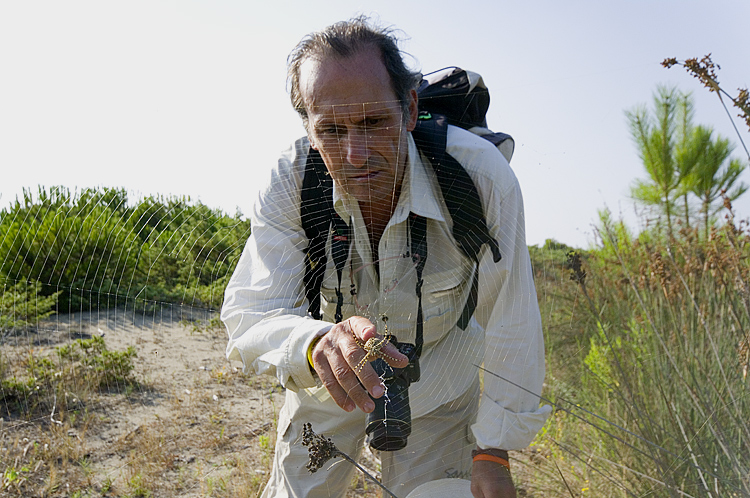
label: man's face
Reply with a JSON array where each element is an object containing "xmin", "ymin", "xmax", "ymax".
[{"xmin": 299, "ymin": 47, "xmax": 418, "ymax": 208}]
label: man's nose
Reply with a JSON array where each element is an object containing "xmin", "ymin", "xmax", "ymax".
[{"xmin": 344, "ymin": 130, "xmax": 371, "ymax": 167}]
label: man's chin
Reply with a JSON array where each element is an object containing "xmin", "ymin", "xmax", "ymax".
[{"xmin": 349, "ymin": 185, "xmax": 399, "ymax": 203}]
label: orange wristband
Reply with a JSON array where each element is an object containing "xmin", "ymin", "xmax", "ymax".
[{"xmin": 472, "ymin": 454, "xmax": 510, "ymax": 470}]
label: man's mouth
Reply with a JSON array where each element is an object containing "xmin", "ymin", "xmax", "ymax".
[{"xmin": 350, "ymin": 171, "xmax": 379, "ymax": 181}]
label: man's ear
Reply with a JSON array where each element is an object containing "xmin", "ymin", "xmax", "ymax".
[
  {"xmin": 405, "ymin": 88, "xmax": 419, "ymax": 132},
  {"xmin": 307, "ymin": 125, "xmax": 319, "ymax": 151}
]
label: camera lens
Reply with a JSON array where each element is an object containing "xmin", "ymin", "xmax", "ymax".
[
  {"xmin": 365, "ymin": 374, "xmax": 412, "ymax": 451},
  {"xmin": 364, "ymin": 341, "xmax": 420, "ymax": 451}
]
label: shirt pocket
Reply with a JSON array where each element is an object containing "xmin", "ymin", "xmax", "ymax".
[
  {"xmin": 421, "ymin": 266, "xmax": 472, "ymax": 343},
  {"xmin": 320, "ymin": 280, "xmax": 356, "ymax": 323}
]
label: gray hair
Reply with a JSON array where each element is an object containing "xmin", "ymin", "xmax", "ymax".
[{"xmin": 287, "ymin": 16, "xmax": 421, "ymax": 127}]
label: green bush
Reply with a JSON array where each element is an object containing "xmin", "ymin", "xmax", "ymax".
[
  {"xmin": 0, "ymin": 186, "xmax": 251, "ymax": 312},
  {"xmin": 57, "ymin": 335, "xmax": 137, "ymax": 390},
  {"xmin": 0, "ymin": 280, "xmax": 61, "ymax": 331}
]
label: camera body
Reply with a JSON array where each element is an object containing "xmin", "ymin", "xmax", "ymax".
[{"xmin": 364, "ymin": 336, "xmax": 421, "ymax": 451}]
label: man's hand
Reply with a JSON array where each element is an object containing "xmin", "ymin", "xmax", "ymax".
[
  {"xmin": 310, "ymin": 316, "xmax": 408, "ymax": 413},
  {"xmin": 471, "ymin": 460, "xmax": 516, "ymax": 498}
]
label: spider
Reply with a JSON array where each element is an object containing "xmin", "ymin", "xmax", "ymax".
[{"xmin": 351, "ymin": 315, "xmax": 399, "ymax": 374}]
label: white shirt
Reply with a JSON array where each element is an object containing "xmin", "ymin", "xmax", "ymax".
[{"xmin": 221, "ymin": 126, "xmax": 551, "ymax": 450}]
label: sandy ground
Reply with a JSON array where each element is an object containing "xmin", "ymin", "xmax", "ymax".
[{"xmin": 1, "ymin": 307, "xmax": 288, "ymax": 497}]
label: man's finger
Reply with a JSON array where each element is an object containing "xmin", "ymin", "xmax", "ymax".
[
  {"xmin": 350, "ymin": 359, "xmax": 387, "ymax": 399},
  {"xmin": 338, "ymin": 318, "xmax": 387, "ymax": 396},
  {"xmin": 348, "ymin": 316, "xmax": 377, "ymax": 341},
  {"xmin": 380, "ymin": 341, "xmax": 410, "ymax": 368},
  {"xmin": 313, "ymin": 355, "xmax": 357, "ymax": 412},
  {"xmin": 329, "ymin": 345, "xmax": 375, "ymax": 412},
  {"xmin": 345, "ymin": 316, "xmax": 409, "ymax": 366}
]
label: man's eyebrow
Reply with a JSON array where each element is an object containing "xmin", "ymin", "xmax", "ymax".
[
  {"xmin": 362, "ymin": 107, "xmax": 389, "ymax": 116},
  {"xmin": 311, "ymin": 119, "xmax": 340, "ymax": 133}
]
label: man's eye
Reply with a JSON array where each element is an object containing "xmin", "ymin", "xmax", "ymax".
[
  {"xmin": 320, "ymin": 126, "xmax": 341, "ymax": 136},
  {"xmin": 364, "ymin": 118, "xmax": 383, "ymax": 128}
]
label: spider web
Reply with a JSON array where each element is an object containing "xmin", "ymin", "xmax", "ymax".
[{"xmin": 1, "ymin": 101, "xmax": 748, "ymax": 497}]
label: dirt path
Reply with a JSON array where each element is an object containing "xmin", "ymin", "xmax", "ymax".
[{"xmin": 1, "ymin": 308, "xmax": 286, "ymax": 497}]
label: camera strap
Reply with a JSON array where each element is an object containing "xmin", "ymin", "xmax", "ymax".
[
  {"xmin": 330, "ymin": 217, "xmax": 351, "ymax": 324},
  {"xmin": 409, "ymin": 213, "xmax": 427, "ymax": 358}
]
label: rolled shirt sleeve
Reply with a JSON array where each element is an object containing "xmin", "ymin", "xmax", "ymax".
[
  {"xmin": 221, "ymin": 138, "xmax": 330, "ymax": 392},
  {"xmin": 446, "ymin": 127, "xmax": 551, "ymax": 450}
]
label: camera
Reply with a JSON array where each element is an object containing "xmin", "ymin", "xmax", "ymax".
[{"xmin": 364, "ymin": 337, "xmax": 421, "ymax": 451}]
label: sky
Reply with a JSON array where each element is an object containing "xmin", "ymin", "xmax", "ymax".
[{"xmin": 1, "ymin": 0, "xmax": 749, "ymax": 248}]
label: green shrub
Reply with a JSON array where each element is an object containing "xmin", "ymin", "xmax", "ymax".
[
  {"xmin": 57, "ymin": 335, "xmax": 137, "ymax": 390},
  {"xmin": 0, "ymin": 186, "xmax": 251, "ymax": 312},
  {"xmin": 0, "ymin": 279, "xmax": 61, "ymax": 331}
]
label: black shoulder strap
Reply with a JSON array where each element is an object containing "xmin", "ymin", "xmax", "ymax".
[
  {"xmin": 300, "ymin": 148, "xmax": 349, "ymax": 322},
  {"xmin": 409, "ymin": 213, "xmax": 427, "ymax": 356},
  {"xmin": 411, "ymin": 114, "xmax": 502, "ymax": 264},
  {"xmin": 412, "ymin": 114, "xmax": 502, "ymax": 330},
  {"xmin": 300, "ymin": 149, "xmax": 330, "ymax": 320}
]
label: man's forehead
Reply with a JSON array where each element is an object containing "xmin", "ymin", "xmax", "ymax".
[
  {"xmin": 308, "ymin": 100, "xmax": 399, "ymax": 117},
  {"xmin": 299, "ymin": 47, "xmax": 400, "ymax": 116}
]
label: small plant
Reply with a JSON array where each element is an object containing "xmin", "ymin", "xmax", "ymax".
[
  {"xmin": 301, "ymin": 423, "xmax": 397, "ymax": 498},
  {"xmin": 0, "ymin": 279, "xmax": 61, "ymax": 332},
  {"xmin": 183, "ymin": 314, "xmax": 224, "ymax": 334},
  {"xmin": 1, "ymin": 335, "xmax": 138, "ymax": 418},
  {"xmin": 57, "ymin": 335, "xmax": 138, "ymax": 391},
  {"xmin": 258, "ymin": 434, "xmax": 271, "ymax": 452},
  {"xmin": 2, "ymin": 466, "xmax": 22, "ymax": 490},
  {"xmin": 128, "ymin": 472, "xmax": 152, "ymax": 498},
  {"xmin": 101, "ymin": 477, "xmax": 113, "ymax": 493}
]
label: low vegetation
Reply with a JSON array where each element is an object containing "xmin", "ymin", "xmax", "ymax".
[
  {"xmin": 1, "ymin": 335, "xmax": 137, "ymax": 419},
  {"xmin": 1, "ymin": 335, "xmax": 140, "ymax": 496},
  {"xmin": 1, "ymin": 314, "xmax": 283, "ymax": 498}
]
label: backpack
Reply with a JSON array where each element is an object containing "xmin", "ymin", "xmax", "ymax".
[
  {"xmin": 300, "ymin": 67, "xmax": 510, "ymax": 330},
  {"xmin": 417, "ymin": 67, "xmax": 514, "ymax": 162}
]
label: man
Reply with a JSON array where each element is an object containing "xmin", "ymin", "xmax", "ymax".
[{"xmin": 222, "ymin": 17, "xmax": 550, "ymax": 498}]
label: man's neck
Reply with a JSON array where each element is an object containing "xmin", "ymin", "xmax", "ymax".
[{"xmin": 360, "ymin": 198, "xmax": 397, "ymax": 253}]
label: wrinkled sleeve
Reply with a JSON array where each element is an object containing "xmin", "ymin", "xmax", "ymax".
[
  {"xmin": 221, "ymin": 138, "xmax": 332, "ymax": 392},
  {"xmin": 449, "ymin": 129, "xmax": 551, "ymax": 450}
]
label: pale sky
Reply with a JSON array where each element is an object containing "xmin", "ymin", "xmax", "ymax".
[{"xmin": 1, "ymin": 1, "xmax": 748, "ymax": 248}]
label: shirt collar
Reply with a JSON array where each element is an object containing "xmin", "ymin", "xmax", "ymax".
[{"xmin": 332, "ymin": 133, "xmax": 446, "ymax": 224}]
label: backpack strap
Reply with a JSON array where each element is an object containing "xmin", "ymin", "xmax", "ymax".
[
  {"xmin": 301, "ymin": 148, "xmax": 349, "ymax": 322},
  {"xmin": 408, "ymin": 213, "xmax": 428, "ymax": 357},
  {"xmin": 330, "ymin": 217, "xmax": 351, "ymax": 324},
  {"xmin": 412, "ymin": 114, "xmax": 502, "ymax": 330},
  {"xmin": 412, "ymin": 114, "xmax": 502, "ymax": 265}
]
